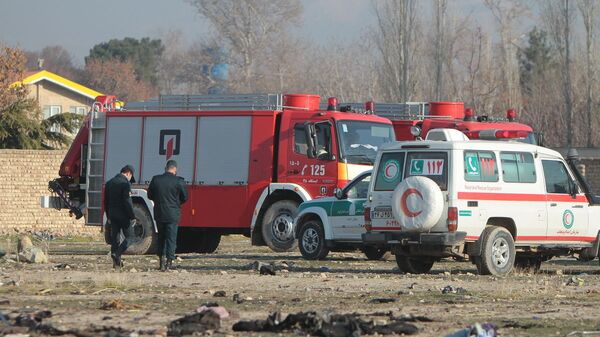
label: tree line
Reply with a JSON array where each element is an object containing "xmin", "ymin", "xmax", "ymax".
[{"xmin": 1, "ymin": 0, "xmax": 599, "ymax": 148}]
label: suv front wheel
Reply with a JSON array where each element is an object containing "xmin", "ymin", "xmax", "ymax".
[
  {"xmin": 298, "ymin": 219, "xmax": 329, "ymax": 260},
  {"xmin": 475, "ymin": 226, "xmax": 515, "ymax": 276}
]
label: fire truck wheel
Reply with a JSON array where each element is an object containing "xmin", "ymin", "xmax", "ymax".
[
  {"xmin": 125, "ymin": 203, "xmax": 158, "ymax": 255},
  {"xmin": 261, "ymin": 200, "xmax": 299, "ymax": 252},
  {"xmin": 196, "ymin": 232, "xmax": 221, "ymax": 254},
  {"xmin": 395, "ymin": 255, "xmax": 435, "ymax": 274},
  {"xmin": 361, "ymin": 246, "xmax": 390, "ymax": 260},
  {"xmin": 475, "ymin": 226, "xmax": 515, "ymax": 276},
  {"xmin": 298, "ymin": 219, "xmax": 329, "ymax": 260}
]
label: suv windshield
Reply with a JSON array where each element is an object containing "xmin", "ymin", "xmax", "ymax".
[{"xmin": 338, "ymin": 121, "xmax": 394, "ymax": 165}]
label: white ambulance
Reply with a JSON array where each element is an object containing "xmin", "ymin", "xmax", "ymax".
[{"xmin": 362, "ymin": 129, "xmax": 600, "ymax": 276}]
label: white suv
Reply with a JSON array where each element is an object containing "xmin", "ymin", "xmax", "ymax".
[{"xmin": 363, "ymin": 129, "xmax": 600, "ymax": 276}]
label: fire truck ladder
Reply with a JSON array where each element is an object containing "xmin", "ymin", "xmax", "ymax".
[
  {"xmin": 124, "ymin": 94, "xmax": 284, "ymax": 111},
  {"xmin": 332, "ymin": 102, "xmax": 430, "ymax": 120},
  {"xmin": 85, "ymin": 102, "xmax": 107, "ymax": 226}
]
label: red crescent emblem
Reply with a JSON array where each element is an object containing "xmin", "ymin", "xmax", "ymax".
[{"xmin": 401, "ymin": 188, "xmax": 423, "ymax": 218}]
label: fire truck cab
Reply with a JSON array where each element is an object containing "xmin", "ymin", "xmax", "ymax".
[{"xmin": 44, "ymin": 93, "xmax": 395, "ymax": 254}]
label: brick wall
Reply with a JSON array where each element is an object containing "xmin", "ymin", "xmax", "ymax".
[
  {"xmin": 0, "ymin": 150, "xmax": 100, "ymax": 236},
  {"xmin": 579, "ymin": 159, "xmax": 600, "ymax": 193}
]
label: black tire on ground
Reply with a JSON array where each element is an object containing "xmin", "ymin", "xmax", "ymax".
[
  {"xmin": 124, "ymin": 203, "xmax": 158, "ymax": 255},
  {"xmin": 395, "ymin": 255, "xmax": 435, "ymax": 274},
  {"xmin": 475, "ymin": 226, "xmax": 515, "ymax": 276},
  {"xmin": 514, "ymin": 255, "xmax": 542, "ymax": 272},
  {"xmin": 176, "ymin": 229, "xmax": 221, "ymax": 254},
  {"xmin": 196, "ymin": 232, "xmax": 221, "ymax": 254},
  {"xmin": 261, "ymin": 200, "xmax": 299, "ymax": 252},
  {"xmin": 361, "ymin": 246, "xmax": 390, "ymax": 260},
  {"xmin": 298, "ymin": 219, "xmax": 329, "ymax": 260}
]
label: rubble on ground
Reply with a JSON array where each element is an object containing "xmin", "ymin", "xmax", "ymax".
[{"xmin": 232, "ymin": 311, "xmax": 419, "ymax": 336}]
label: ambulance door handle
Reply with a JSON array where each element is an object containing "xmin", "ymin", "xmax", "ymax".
[{"xmin": 550, "ymin": 203, "xmax": 557, "ymax": 207}]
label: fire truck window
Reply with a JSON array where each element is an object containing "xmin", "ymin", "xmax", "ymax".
[
  {"xmin": 315, "ymin": 123, "xmax": 331, "ymax": 159},
  {"xmin": 500, "ymin": 152, "xmax": 536, "ymax": 183},
  {"xmin": 542, "ymin": 160, "xmax": 572, "ymax": 194},
  {"xmin": 404, "ymin": 152, "xmax": 448, "ymax": 191},
  {"xmin": 294, "ymin": 124, "xmax": 308, "ymax": 155},
  {"xmin": 338, "ymin": 121, "xmax": 394, "ymax": 165},
  {"xmin": 374, "ymin": 152, "xmax": 405, "ymax": 191},
  {"xmin": 464, "ymin": 151, "xmax": 498, "ymax": 182}
]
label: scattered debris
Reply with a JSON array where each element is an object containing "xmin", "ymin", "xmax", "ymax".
[
  {"xmin": 565, "ymin": 276, "xmax": 585, "ymax": 287},
  {"xmin": 320, "ymin": 266, "xmax": 332, "ymax": 272},
  {"xmin": 259, "ymin": 264, "xmax": 276, "ymax": 276},
  {"xmin": 168, "ymin": 310, "xmax": 221, "ymax": 336},
  {"xmin": 17, "ymin": 236, "xmax": 47, "ymax": 264},
  {"xmin": 197, "ymin": 305, "xmax": 229, "ymax": 319},
  {"xmin": 232, "ymin": 311, "xmax": 418, "ymax": 336},
  {"xmin": 100, "ymin": 298, "xmax": 142, "ymax": 310},
  {"xmin": 53, "ymin": 263, "xmax": 72, "ymax": 270},
  {"xmin": 232, "ymin": 293, "xmax": 244, "ymax": 304},
  {"xmin": 369, "ymin": 298, "xmax": 397, "ymax": 304},
  {"xmin": 502, "ymin": 320, "xmax": 543, "ymax": 330},
  {"xmin": 444, "ymin": 322, "xmax": 497, "ymax": 337},
  {"xmin": 213, "ymin": 290, "xmax": 226, "ymax": 297},
  {"xmin": 442, "ymin": 285, "xmax": 468, "ymax": 295}
]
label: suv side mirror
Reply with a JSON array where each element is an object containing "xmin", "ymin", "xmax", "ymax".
[
  {"xmin": 569, "ymin": 179, "xmax": 578, "ymax": 198},
  {"xmin": 334, "ymin": 188, "xmax": 345, "ymax": 200}
]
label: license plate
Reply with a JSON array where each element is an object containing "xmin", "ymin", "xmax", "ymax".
[{"xmin": 372, "ymin": 207, "xmax": 392, "ymax": 219}]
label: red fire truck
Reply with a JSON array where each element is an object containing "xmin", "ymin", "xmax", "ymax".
[
  {"xmin": 44, "ymin": 94, "xmax": 395, "ymax": 254},
  {"xmin": 370, "ymin": 101, "xmax": 537, "ymax": 144}
]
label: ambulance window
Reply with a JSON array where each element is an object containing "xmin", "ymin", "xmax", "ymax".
[
  {"xmin": 374, "ymin": 152, "xmax": 405, "ymax": 191},
  {"xmin": 464, "ymin": 151, "xmax": 498, "ymax": 182},
  {"xmin": 500, "ymin": 152, "xmax": 536, "ymax": 183},
  {"xmin": 542, "ymin": 160, "xmax": 571, "ymax": 194},
  {"xmin": 404, "ymin": 152, "xmax": 448, "ymax": 191},
  {"xmin": 294, "ymin": 124, "xmax": 308, "ymax": 155}
]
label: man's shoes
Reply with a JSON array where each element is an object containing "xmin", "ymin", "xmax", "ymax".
[
  {"xmin": 166, "ymin": 258, "xmax": 173, "ymax": 271},
  {"xmin": 159, "ymin": 257, "xmax": 166, "ymax": 272},
  {"xmin": 111, "ymin": 254, "xmax": 122, "ymax": 270}
]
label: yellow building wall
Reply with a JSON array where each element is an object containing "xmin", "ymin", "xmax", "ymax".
[{"xmin": 27, "ymin": 80, "xmax": 95, "ymax": 113}]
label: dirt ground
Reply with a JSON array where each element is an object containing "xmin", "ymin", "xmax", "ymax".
[{"xmin": 1, "ymin": 235, "xmax": 600, "ymax": 336}]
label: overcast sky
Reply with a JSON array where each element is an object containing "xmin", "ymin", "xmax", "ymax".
[{"xmin": 0, "ymin": 0, "xmax": 502, "ymax": 66}]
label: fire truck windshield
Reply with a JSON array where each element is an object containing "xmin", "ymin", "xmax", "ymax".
[{"xmin": 338, "ymin": 121, "xmax": 394, "ymax": 165}]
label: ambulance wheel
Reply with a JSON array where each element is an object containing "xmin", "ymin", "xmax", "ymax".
[
  {"xmin": 261, "ymin": 200, "xmax": 299, "ymax": 252},
  {"xmin": 395, "ymin": 256, "xmax": 434, "ymax": 274},
  {"xmin": 298, "ymin": 219, "xmax": 329, "ymax": 260},
  {"xmin": 475, "ymin": 226, "xmax": 515, "ymax": 276},
  {"xmin": 361, "ymin": 246, "xmax": 389, "ymax": 260},
  {"xmin": 125, "ymin": 203, "xmax": 158, "ymax": 255}
]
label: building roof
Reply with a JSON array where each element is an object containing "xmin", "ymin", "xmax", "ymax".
[{"xmin": 18, "ymin": 70, "xmax": 103, "ymax": 100}]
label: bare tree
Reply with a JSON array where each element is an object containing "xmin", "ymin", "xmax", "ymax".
[
  {"xmin": 372, "ymin": 0, "xmax": 419, "ymax": 102},
  {"xmin": 577, "ymin": 0, "xmax": 598, "ymax": 146},
  {"xmin": 541, "ymin": 0, "xmax": 577, "ymax": 147},
  {"xmin": 188, "ymin": 0, "xmax": 302, "ymax": 93},
  {"xmin": 434, "ymin": 0, "xmax": 447, "ymax": 101},
  {"xmin": 483, "ymin": 0, "xmax": 528, "ymax": 110}
]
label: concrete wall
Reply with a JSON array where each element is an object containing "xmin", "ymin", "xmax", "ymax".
[{"xmin": 0, "ymin": 150, "xmax": 100, "ymax": 236}]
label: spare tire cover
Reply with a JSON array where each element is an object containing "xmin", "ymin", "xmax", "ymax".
[{"xmin": 391, "ymin": 176, "xmax": 444, "ymax": 232}]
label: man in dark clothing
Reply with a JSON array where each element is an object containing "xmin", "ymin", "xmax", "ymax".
[
  {"xmin": 148, "ymin": 160, "xmax": 188, "ymax": 271},
  {"xmin": 104, "ymin": 165, "xmax": 136, "ymax": 269}
]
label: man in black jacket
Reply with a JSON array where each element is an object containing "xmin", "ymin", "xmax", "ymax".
[
  {"xmin": 148, "ymin": 160, "xmax": 188, "ymax": 271},
  {"xmin": 104, "ymin": 165, "xmax": 136, "ymax": 269}
]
